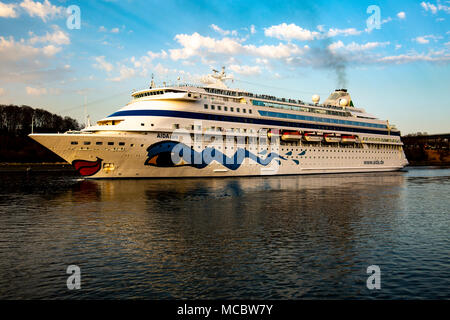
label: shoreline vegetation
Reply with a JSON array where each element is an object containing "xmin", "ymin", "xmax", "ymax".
[{"xmin": 0, "ymin": 104, "xmax": 81, "ymax": 163}]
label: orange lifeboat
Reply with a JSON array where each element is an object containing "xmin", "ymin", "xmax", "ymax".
[
  {"xmin": 281, "ymin": 131, "xmax": 302, "ymax": 141},
  {"xmin": 324, "ymin": 133, "xmax": 341, "ymax": 143},
  {"xmin": 341, "ymin": 135, "xmax": 358, "ymax": 143},
  {"xmin": 303, "ymin": 132, "xmax": 323, "ymax": 142}
]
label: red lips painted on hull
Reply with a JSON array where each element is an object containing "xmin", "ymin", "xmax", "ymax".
[{"xmin": 72, "ymin": 157, "xmax": 102, "ymax": 176}]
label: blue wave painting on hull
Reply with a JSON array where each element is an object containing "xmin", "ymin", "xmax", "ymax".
[{"xmin": 145, "ymin": 140, "xmax": 287, "ymax": 170}]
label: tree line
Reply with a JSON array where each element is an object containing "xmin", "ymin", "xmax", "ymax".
[{"xmin": 0, "ymin": 104, "xmax": 81, "ymax": 163}]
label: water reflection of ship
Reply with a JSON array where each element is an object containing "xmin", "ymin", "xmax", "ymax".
[
  {"xmin": 61, "ymin": 173, "xmax": 405, "ymax": 244},
  {"xmin": 44, "ymin": 173, "xmax": 407, "ymax": 297}
]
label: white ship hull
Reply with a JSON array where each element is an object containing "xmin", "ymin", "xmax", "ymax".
[{"xmin": 30, "ymin": 131, "xmax": 407, "ymax": 179}]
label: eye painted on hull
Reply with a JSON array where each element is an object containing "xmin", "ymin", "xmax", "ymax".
[{"xmin": 72, "ymin": 157, "xmax": 102, "ymax": 176}]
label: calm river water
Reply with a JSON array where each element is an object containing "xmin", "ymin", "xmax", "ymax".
[{"xmin": 0, "ymin": 167, "xmax": 448, "ymax": 299}]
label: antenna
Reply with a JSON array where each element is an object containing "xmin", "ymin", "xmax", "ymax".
[
  {"xmin": 150, "ymin": 73, "xmax": 155, "ymax": 88},
  {"xmin": 84, "ymin": 96, "xmax": 87, "ymax": 128}
]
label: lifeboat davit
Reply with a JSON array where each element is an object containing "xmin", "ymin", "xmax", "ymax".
[
  {"xmin": 324, "ymin": 133, "xmax": 341, "ymax": 143},
  {"xmin": 341, "ymin": 135, "xmax": 358, "ymax": 143},
  {"xmin": 281, "ymin": 131, "xmax": 302, "ymax": 141},
  {"xmin": 303, "ymin": 132, "xmax": 323, "ymax": 142}
]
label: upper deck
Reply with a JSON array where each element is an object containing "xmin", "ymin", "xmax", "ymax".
[{"xmin": 129, "ymin": 84, "xmax": 381, "ymax": 122}]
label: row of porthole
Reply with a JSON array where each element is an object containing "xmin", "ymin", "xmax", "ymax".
[{"xmin": 70, "ymin": 141, "xmax": 145, "ymax": 147}]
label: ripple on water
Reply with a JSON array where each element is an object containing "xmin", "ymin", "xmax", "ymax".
[{"xmin": 0, "ymin": 169, "xmax": 449, "ymax": 299}]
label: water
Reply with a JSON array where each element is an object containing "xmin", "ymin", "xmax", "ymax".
[{"xmin": 0, "ymin": 168, "xmax": 448, "ymax": 299}]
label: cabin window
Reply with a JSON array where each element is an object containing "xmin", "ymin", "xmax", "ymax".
[
  {"xmin": 230, "ymin": 107, "xmax": 234, "ymax": 112},
  {"xmin": 84, "ymin": 141, "xmax": 90, "ymax": 145},
  {"xmin": 96, "ymin": 142, "xmax": 103, "ymax": 145},
  {"xmin": 108, "ymin": 142, "xmax": 114, "ymax": 145},
  {"xmin": 71, "ymin": 141, "xmax": 78, "ymax": 145},
  {"xmin": 237, "ymin": 108, "xmax": 240, "ymax": 112},
  {"xmin": 217, "ymin": 106, "xmax": 221, "ymax": 111},
  {"xmin": 243, "ymin": 109, "xmax": 246, "ymax": 113},
  {"xmin": 204, "ymin": 104, "xmax": 208, "ymax": 109},
  {"xmin": 224, "ymin": 106, "xmax": 228, "ymax": 111},
  {"xmin": 141, "ymin": 123, "xmax": 145, "ymax": 126},
  {"xmin": 119, "ymin": 142, "xmax": 125, "ymax": 146},
  {"xmin": 211, "ymin": 105, "xmax": 215, "ymax": 110},
  {"xmin": 249, "ymin": 109, "xmax": 252, "ymax": 114}
]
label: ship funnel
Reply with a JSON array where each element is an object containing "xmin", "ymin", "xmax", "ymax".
[{"xmin": 323, "ymin": 89, "xmax": 352, "ymax": 107}]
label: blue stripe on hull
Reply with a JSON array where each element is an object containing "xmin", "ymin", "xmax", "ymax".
[{"xmin": 108, "ymin": 109, "xmax": 400, "ymax": 136}]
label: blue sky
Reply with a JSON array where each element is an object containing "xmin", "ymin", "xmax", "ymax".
[{"xmin": 0, "ymin": 0, "xmax": 449, "ymax": 134}]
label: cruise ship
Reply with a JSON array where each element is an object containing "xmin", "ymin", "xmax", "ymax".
[{"xmin": 30, "ymin": 68, "xmax": 408, "ymax": 178}]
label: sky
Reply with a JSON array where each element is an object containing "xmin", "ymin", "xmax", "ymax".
[{"xmin": 0, "ymin": 0, "xmax": 449, "ymax": 134}]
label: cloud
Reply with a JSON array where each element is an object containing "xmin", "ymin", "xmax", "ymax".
[
  {"xmin": 29, "ymin": 25, "xmax": 70, "ymax": 45},
  {"xmin": 421, "ymin": 1, "xmax": 438, "ymax": 13},
  {"xmin": 169, "ymin": 32, "xmax": 306, "ymax": 61},
  {"xmin": 93, "ymin": 56, "xmax": 113, "ymax": 72},
  {"xmin": 0, "ymin": 34, "xmax": 70, "ymax": 84},
  {"xmin": 0, "ymin": 36, "xmax": 61, "ymax": 60},
  {"xmin": 414, "ymin": 34, "xmax": 443, "ymax": 44},
  {"xmin": 378, "ymin": 50, "xmax": 450, "ymax": 64},
  {"xmin": 420, "ymin": 1, "xmax": 450, "ymax": 14},
  {"xmin": 264, "ymin": 23, "xmax": 362, "ymax": 41},
  {"xmin": 109, "ymin": 65, "xmax": 136, "ymax": 82},
  {"xmin": 228, "ymin": 64, "xmax": 262, "ymax": 76},
  {"xmin": 19, "ymin": 0, "xmax": 63, "ymax": 22},
  {"xmin": 26, "ymin": 86, "xmax": 47, "ymax": 96},
  {"xmin": 415, "ymin": 36, "xmax": 430, "ymax": 44},
  {"xmin": 0, "ymin": 1, "xmax": 18, "ymax": 18},
  {"xmin": 99, "ymin": 26, "xmax": 121, "ymax": 33},
  {"xmin": 326, "ymin": 28, "xmax": 362, "ymax": 37},
  {"xmin": 42, "ymin": 44, "xmax": 61, "ymax": 55},
  {"xmin": 210, "ymin": 24, "xmax": 237, "ymax": 36},
  {"xmin": 250, "ymin": 25, "xmax": 256, "ymax": 34},
  {"xmin": 328, "ymin": 41, "xmax": 390, "ymax": 52},
  {"xmin": 264, "ymin": 23, "xmax": 320, "ymax": 41},
  {"xmin": 397, "ymin": 11, "xmax": 406, "ymax": 19}
]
